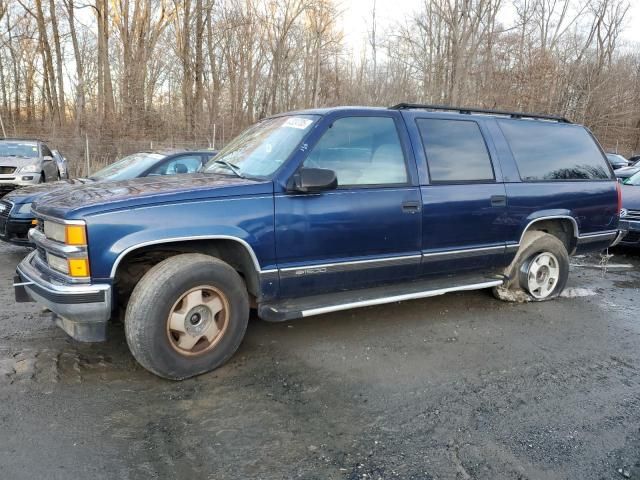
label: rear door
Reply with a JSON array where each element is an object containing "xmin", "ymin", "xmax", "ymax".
[
  {"xmin": 274, "ymin": 113, "xmax": 422, "ymax": 298},
  {"xmin": 406, "ymin": 115, "xmax": 509, "ymax": 275}
]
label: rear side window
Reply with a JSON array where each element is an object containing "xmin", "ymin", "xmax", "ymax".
[
  {"xmin": 498, "ymin": 120, "xmax": 611, "ymax": 181},
  {"xmin": 417, "ymin": 119, "xmax": 494, "ymax": 183}
]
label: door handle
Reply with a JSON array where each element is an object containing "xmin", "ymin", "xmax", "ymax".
[
  {"xmin": 490, "ymin": 195, "xmax": 507, "ymax": 207},
  {"xmin": 402, "ymin": 201, "xmax": 421, "ymax": 213}
]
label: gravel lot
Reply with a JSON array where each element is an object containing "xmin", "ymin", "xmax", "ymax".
[{"xmin": 0, "ymin": 241, "xmax": 639, "ymax": 480}]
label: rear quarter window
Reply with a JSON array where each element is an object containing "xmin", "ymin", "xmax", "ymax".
[{"xmin": 498, "ymin": 120, "xmax": 611, "ymax": 181}]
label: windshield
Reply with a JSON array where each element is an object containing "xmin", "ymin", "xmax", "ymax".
[
  {"xmin": 0, "ymin": 141, "xmax": 39, "ymax": 158},
  {"xmin": 624, "ymin": 171, "xmax": 640, "ymax": 186},
  {"xmin": 203, "ymin": 115, "xmax": 319, "ymax": 178},
  {"xmin": 607, "ymin": 154, "xmax": 626, "ymax": 163},
  {"xmin": 90, "ymin": 153, "xmax": 167, "ymax": 181}
]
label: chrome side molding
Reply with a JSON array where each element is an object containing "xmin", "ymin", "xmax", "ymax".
[{"xmin": 301, "ymin": 279, "xmax": 504, "ymax": 317}]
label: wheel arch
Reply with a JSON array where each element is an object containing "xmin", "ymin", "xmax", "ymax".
[
  {"xmin": 519, "ymin": 215, "xmax": 579, "ymax": 253},
  {"xmin": 111, "ymin": 236, "xmax": 265, "ymax": 299}
]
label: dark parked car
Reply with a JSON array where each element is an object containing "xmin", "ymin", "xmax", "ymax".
[
  {"xmin": 606, "ymin": 153, "xmax": 629, "ymax": 170},
  {"xmin": 0, "ymin": 149, "xmax": 216, "ymax": 246},
  {"xmin": 0, "ymin": 138, "xmax": 65, "ymax": 196},
  {"xmin": 619, "ymin": 171, "xmax": 640, "ymax": 247},
  {"xmin": 14, "ymin": 104, "xmax": 623, "ymax": 380}
]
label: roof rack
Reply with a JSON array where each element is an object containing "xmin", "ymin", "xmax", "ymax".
[{"xmin": 389, "ymin": 103, "xmax": 571, "ymax": 123}]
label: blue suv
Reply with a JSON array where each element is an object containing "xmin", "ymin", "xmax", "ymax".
[{"xmin": 14, "ymin": 104, "xmax": 624, "ymax": 379}]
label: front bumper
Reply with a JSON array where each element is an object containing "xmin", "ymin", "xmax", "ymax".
[
  {"xmin": 0, "ymin": 215, "xmax": 34, "ymax": 245},
  {"xmin": 0, "ymin": 172, "xmax": 40, "ymax": 190},
  {"xmin": 14, "ymin": 251, "xmax": 112, "ymax": 341},
  {"xmin": 618, "ymin": 220, "xmax": 639, "ymax": 246}
]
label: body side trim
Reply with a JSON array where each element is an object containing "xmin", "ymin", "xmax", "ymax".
[
  {"xmin": 421, "ymin": 245, "xmax": 504, "ymax": 258},
  {"xmin": 278, "ymin": 254, "xmax": 422, "ymax": 273}
]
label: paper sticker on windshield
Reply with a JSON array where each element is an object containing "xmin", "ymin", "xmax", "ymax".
[{"xmin": 283, "ymin": 117, "xmax": 313, "ymax": 130}]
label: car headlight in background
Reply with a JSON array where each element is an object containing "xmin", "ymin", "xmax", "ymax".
[
  {"xmin": 43, "ymin": 220, "xmax": 87, "ymax": 246},
  {"xmin": 19, "ymin": 164, "xmax": 40, "ymax": 173},
  {"xmin": 16, "ymin": 203, "xmax": 33, "ymax": 215}
]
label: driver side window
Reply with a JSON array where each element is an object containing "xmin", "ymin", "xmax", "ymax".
[
  {"xmin": 147, "ymin": 155, "xmax": 203, "ymax": 176},
  {"xmin": 303, "ymin": 116, "xmax": 408, "ymax": 186}
]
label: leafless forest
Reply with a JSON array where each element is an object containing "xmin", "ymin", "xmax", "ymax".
[{"xmin": 0, "ymin": 0, "xmax": 637, "ymax": 175}]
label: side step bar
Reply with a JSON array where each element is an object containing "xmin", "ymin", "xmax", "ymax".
[{"xmin": 259, "ymin": 277, "xmax": 504, "ymax": 322}]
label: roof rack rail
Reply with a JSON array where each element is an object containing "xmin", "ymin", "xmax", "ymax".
[{"xmin": 389, "ymin": 103, "xmax": 571, "ymax": 123}]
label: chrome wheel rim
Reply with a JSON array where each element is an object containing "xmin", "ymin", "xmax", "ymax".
[
  {"xmin": 166, "ymin": 285, "xmax": 229, "ymax": 356},
  {"xmin": 526, "ymin": 252, "xmax": 560, "ymax": 299}
]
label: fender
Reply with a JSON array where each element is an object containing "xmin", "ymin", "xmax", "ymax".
[{"xmin": 83, "ymin": 195, "xmax": 276, "ymax": 279}]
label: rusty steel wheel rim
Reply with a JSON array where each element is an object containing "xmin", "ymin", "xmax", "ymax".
[{"xmin": 166, "ymin": 285, "xmax": 230, "ymax": 356}]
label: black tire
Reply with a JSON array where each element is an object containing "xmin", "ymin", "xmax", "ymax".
[
  {"xmin": 38, "ymin": 172, "xmax": 45, "ymax": 183},
  {"xmin": 124, "ymin": 253, "xmax": 249, "ymax": 380},
  {"xmin": 494, "ymin": 231, "xmax": 569, "ymax": 302}
]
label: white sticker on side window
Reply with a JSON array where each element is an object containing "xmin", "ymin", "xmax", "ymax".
[{"xmin": 283, "ymin": 117, "xmax": 313, "ymax": 130}]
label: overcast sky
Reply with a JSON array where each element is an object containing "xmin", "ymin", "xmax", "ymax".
[{"xmin": 342, "ymin": 0, "xmax": 640, "ymax": 53}]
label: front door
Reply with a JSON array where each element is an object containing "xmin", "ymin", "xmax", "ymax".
[{"xmin": 275, "ymin": 114, "xmax": 422, "ymax": 298}]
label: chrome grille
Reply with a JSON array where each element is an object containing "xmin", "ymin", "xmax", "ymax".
[
  {"xmin": 626, "ymin": 209, "xmax": 640, "ymax": 221},
  {"xmin": 622, "ymin": 231, "xmax": 640, "ymax": 244},
  {"xmin": 0, "ymin": 166, "xmax": 15, "ymax": 174},
  {"xmin": 0, "ymin": 200, "xmax": 10, "ymax": 235},
  {"xmin": 0, "ymin": 200, "xmax": 11, "ymax": 218}
]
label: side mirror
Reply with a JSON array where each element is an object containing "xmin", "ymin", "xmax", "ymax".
[
  {"xmin": 43, "ymin": 155, "xmax": 54, "ymax": 162},
  {"xmin": 289, "ymin": 167, "xmax": 338, "ymax": 193}
]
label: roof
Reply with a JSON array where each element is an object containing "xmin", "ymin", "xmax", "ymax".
[{"xmin": 0, "ymin": 137, "xmax": 44, "ymax": 144}]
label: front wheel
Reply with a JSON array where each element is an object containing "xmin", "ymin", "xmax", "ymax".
[
  {"xmin": 494, "ymin": 231, "xmax": 569, "ymax": 302},
  {"xmin": 125, "ymin": 253, "xmax": 250, "ymax": 380}
]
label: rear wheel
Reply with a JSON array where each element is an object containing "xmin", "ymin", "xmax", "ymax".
[
  {"xmin": 494, "ymin": 231, "xmax": 569, "ymax": 302},
  {"xmin": 124, "ymin": 253, "xmax": 249, "ymax": 380}
]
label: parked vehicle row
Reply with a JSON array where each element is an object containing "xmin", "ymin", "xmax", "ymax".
[
  {"xmin": 0, "ymin": 150, "xmax": 216, "ymax": 246},
  {"xmin": 7, "ymin": 104, "xmax": 625, "ymax": 380},
  {"xmin": 619, "ymin": 171, "xmax": 640, "ymax": 247}
]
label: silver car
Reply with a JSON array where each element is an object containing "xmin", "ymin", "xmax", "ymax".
[{"xmin": 0, "ymin": 139, "xmax": 62, "ymax": 195}]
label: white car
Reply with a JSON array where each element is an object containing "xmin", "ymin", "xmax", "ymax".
[{"xmin": 0, "ymin": 139, "xmax": 63, "ymax": 196}]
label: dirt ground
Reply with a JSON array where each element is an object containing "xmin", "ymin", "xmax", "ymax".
[{"xmin": 0, "ymin": 242, "xmax": 639, "ymax": 480}]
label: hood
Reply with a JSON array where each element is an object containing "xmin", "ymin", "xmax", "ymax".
[
  {"xmin": 621, "ymin": 184, "xmax": 640, "ymax": 211},
  {"xmin": 4, "ymin": 178, "xmax": 93, "ymax": 205},
  {"xmin": 0, "ymin": 156, "xmax": 39, "ymax": 169},
  {"xmin": 33, "ymin": 173, "xmax": 273, "ymax": 219},
  {"xmin": 616, "ymin": 166, "xmax": 640, "ymax": 176}
]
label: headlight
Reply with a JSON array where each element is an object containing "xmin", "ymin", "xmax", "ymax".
[
  {"xmin": 16, "ymin": 203, "xmax": 33, "ymax": 215},
  {"xmin": 46, "ymin": 252, "xmax": 69, "ymax": 274},
  {"xmin": 20, "ymin": 164, "xmax": 40, "ymax": 173},
  {"xmin": 43, "ymin": 220, "xmax": 87, "ymax": 245},
  {"xmin": 45, "ymin": 252, "xmax": 90, "ymax": 277}
]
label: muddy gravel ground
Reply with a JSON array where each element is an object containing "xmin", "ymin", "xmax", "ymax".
[{"xmin": 0, "ymin": 243, "xmax": 639, "ymax": 480}]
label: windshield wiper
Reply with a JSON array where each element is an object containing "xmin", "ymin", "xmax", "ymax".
[{"xmin": 212, "ymin": 160, "xmax": 245, "ymax": 179}]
